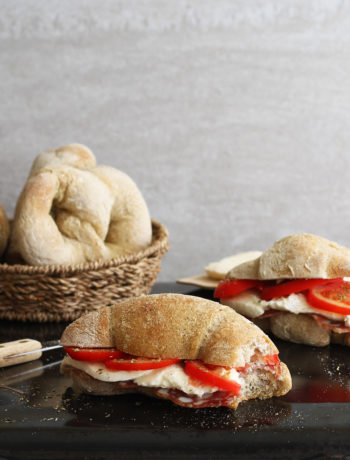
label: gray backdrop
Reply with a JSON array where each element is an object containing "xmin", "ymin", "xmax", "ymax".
[{"xmin": 1, "ymin": 0, "xmax": 350, "ymax": 281}]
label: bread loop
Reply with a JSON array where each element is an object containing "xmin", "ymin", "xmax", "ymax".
[{"xmin": 9, "ymin": 150, "xmax": 152, "ymax": 265}]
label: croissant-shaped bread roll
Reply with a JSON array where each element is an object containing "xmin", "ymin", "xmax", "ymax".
[
  {"xmin": 0, "ymin": 204, "xmax": 10, "ymax": 258},
  {"xmin": 61, "ymin": 294, "xmax": 278, "ymax": 366},
  {"xmin": 8, "ymin": 145, "xmax": 152, "ymax": 265}
]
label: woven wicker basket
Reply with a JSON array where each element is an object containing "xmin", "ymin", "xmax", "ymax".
[{"xmin": 0, "ymin": 220, "xmax": 169, "ymax": 323}]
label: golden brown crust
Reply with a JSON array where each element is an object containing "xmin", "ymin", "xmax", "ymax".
[
  {"xmin": 228, "ymin": 234, "xmax": 350, "ymax": 280},
  {"xmin": 60, "ymin": 293, "xmax": 279, "ymax": 368},
  {"xmin": 29, "ymin": 143, "xmax": 96, "ymax": 176},
  {"xmin": 62, "ymin": 308, "xmax": 113, "ymax": 348}
]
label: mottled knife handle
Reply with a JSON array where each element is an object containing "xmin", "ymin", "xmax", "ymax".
[{"xmin": 0, "ymin": 339, "xmax": 42, "ymax": 368}]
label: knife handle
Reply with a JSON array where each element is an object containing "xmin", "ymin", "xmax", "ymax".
[{"xmin": 0, "ymin": 339, "xmax": 42, "ymax": 368}]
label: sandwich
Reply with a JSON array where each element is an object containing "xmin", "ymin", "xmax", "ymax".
[
  {"xmin": 60, "ymin": 293, "xmax": 291, "ymax": 409},
  {"xmin": 215, "ymin": 234, "xmax": 350, "ymax": 347}
]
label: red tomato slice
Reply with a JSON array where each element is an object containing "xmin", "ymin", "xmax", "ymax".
[
  {"xmin": 307, "ymin": 281, "xmax": 350, "ymax": 316},
  {"xmin": 263, "ymin": 354, "xmax": 280, "ymax": 366},
  {"xmin": 184, "ymin": 360, "xmax": 241, "ymax": 395},
  {"xmin": 261, "ymin": 278, "xmax": 343, "ymax": 301},
  {"xmin": 64, "ymin": 347, "xmax": 124, "ymax": 362},
  {"xmin": 235, "ymin": 364, "xmax": 250, "ymax": 374},
  {"xmin": 105, "ymin": 357, "xmax": 180, "ymax": 371},
  {"xmin": 214, "ymin": 279, "xmax": 261, "ymax": 299}
]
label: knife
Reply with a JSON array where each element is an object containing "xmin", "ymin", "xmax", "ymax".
[{"xmin": 0, "ymin": 339, "xmax": 62, "ymax": 368}]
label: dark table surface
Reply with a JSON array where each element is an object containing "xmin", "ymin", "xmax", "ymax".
[{"xmin": 1, "ymin": 282, "xmax": 350, "ymax": 460}]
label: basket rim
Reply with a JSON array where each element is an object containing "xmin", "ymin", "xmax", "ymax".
[{"xmin": 0, "ymin": 219, "xmax": 169, "ymax": 276}]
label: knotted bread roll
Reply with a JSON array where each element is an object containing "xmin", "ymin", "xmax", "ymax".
[{"xmin": 8, "ymin": 144, "xmax": 152, "ymax": 265}]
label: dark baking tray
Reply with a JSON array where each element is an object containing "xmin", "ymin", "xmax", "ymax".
[{"xmin": 1, "ymin": 282, "xmax": 350, "ymax": 460}]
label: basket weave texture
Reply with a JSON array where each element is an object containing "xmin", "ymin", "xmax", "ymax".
[{"xmin": 0, "ymin": 220, "xmax": 169, "ymax": 323}]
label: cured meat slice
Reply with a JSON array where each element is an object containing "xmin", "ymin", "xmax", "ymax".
[
  {"xmin": 311, "ymin": 314, "xmax": 350, "ymax": 334},
  {"xmin": 155, "ymin": 388, "xmax": 237, "ymax": 408}
]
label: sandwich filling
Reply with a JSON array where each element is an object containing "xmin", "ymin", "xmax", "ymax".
[
  {"xmin": 215, "ymin": 278, "xmax": 350, "ymax": 331},
  {"xmin": 61, "ymin": 347, "xmax": 283, "ymax": 408}
]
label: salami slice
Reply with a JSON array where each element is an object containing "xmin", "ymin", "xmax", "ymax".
[
  {"xmin": 155, "ymin": 388, "xmax": 238, "ymax": 408},
  {"xmin": 311, "ymin": 314, "xmax": 350, "ymax": 334}
]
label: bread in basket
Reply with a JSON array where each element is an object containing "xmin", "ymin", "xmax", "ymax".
[{"xmin": 0, "ymin": 144, "xmax": 169, "ymax": 322}]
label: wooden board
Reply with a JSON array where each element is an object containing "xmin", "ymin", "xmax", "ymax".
[{"xmin": 177, "ymin": 274, "xmax": 219, "ymax": 290}]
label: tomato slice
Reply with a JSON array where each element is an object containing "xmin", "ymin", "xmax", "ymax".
[
  {"xmin": 307, "ymin": 281, "xmax": 350, "ymax": 316},
  {"xmin": 105, "ymin": 357, "xmax": 180, "ymax": 371},
  {"xmin": 184, "ymin": 360, "xmax": 241, "ymax": 395},
  {"xmin": 260, "ymin": 278, "xmax": 343, "ymax": 301},
  {"xmin": 263, "ymin": 354, "xmax": 280, "ymax": 366},
  {"xmin": 214, "ymin": 279, "xmax": 261, "ymax": 299},
  {"xmin": 64, "ymin": 347, "xmax": 124, "ymax": 362}
]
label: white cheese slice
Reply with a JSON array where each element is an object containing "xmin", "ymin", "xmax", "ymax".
[
  {"xmin": 63, "ymin": 357, "xmax": 245, "ymax": 397},
  {"xmin": 134, "ymin": 363, "xmax": 218, "ymax": 396},
  {"xmin": 221, "ymin": 289, "xmax": 345, "ymax": 321}
]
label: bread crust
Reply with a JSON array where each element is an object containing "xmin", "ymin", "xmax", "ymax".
[
  {"xmin": 269, "ymin": 313, "xmax": 330, "ymax": 346},
  {"xmin": 228, "ymin": 234, "xmax": 350, "ymax": 280},
  {"xmin": 29, "ymin": 143, "xmax": 96, "ymax": 176},
  {"xmin": 253, "ymin": 312, "xmax": 350, "ymax": 347},
  {"xmin": 60, "ymin": 293, "xmax": 279, "ymax": 368}
]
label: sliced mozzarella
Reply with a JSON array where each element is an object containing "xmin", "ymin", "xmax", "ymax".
[
  {"xmin": 134, "ymin": 363, "xmax": 218, "ymax": 396},
  {"xmin": 63, "ymin": 357, "xmax": 245, "ymax": 397},
  {"xmin": 221, "ymin": 289, "xmax": 346, "ymax": 321}
]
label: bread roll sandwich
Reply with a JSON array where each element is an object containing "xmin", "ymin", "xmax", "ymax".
[
  {"xmin": 215, "ymin": 234, "xmax": 350, "ymax": 347},
  {"xmin": 60, "ymin": 293, "xmax": 291, "ymax": 409}
]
